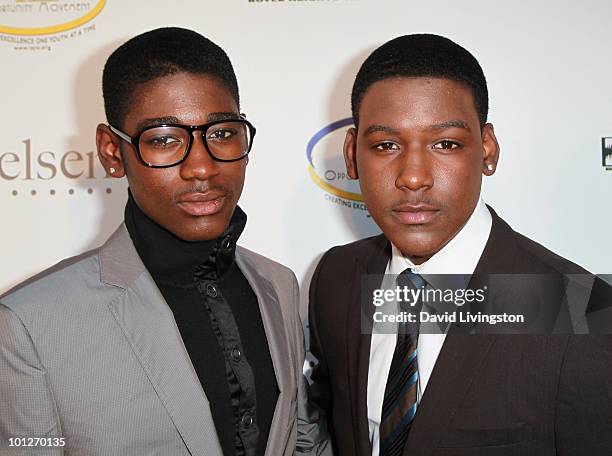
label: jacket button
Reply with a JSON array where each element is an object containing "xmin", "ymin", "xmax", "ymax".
[
  {"xmin": 231, "ymin": 348, "xmax": 241, "ymax": 362},
  {"xmin": 241, "ymin": 413, "xmax": 253, "ymax": 428},
  {"xmin": 206, "ymin": 284, "xmax": 218, "ymax": 298}
]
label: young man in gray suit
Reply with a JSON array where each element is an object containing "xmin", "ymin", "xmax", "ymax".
[{"xmin": 0, "ymin": 27, "xmax": 325, "ymax": 456}]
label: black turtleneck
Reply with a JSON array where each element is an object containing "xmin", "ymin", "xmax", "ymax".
[{"xmin": 124, "ymin": 193, "xmax": 278, "ymax": 456}]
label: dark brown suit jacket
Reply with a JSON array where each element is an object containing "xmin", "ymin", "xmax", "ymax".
[{"xmin": 308, "ymin": 207, "xmax": 612, "ymax": 456}]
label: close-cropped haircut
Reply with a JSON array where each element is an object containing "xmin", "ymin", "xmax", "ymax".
[
  {"xmin": 102, "ymin": 27, "xmax": 239, "ymax": 128},
  {"xmin": 351, "ymin": 34, "xmax": 488, "ymax": 129}
]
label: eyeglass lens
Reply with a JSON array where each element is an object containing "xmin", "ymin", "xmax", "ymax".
[{"xmin": 139, "ymin": 121, "xmax": 251, "ymax": 166}]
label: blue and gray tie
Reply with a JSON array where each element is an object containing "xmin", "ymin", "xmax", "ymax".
[{"xmin": 379, "ymin": 269, "xmax": 425, "ymax": 456}]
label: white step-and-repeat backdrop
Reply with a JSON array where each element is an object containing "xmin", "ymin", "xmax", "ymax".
[{"xmin": 2, "ymin": 1, "xmax": 611, "ymax": 309}]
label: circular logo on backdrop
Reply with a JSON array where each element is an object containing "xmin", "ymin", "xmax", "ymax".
[
  {"xmin": 307, "ymin": 118, "xmax": 364, "ymax": 202},
  {"xmin": 0, "ymin": 0, "xmax": 104, "ymax": 50},
  {"xmin": 0, "ymin": 0, "xmax": 104, "ymax": 35}
]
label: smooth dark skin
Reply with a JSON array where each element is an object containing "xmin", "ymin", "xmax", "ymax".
[
  {"xmin": 344, "ymin": 77, "xmax": 500, "ymax": 264},
  {"xmin": 97, "ymin": 72, "xmax": 247, "ymax": 241}
]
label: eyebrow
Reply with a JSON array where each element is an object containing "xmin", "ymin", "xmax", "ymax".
[
  {"xmin": 134, "ymin": 112, "xmax": 240, "ymax": 131},
  {"xmin": 135, "ymin": 116, "xmax": 180, "ymax": 131},
  {"xmin": 427, "ymin": 120, "xmax": 471, "ymax": 132},
  {"xmin": 363, "ymin": 120, "xmax": 470, "ymax": 136},
  {"xmin": 363, "ymin": 124, "xmax": 400, "ymax": 136},
  {"xmin": 207, "ymin": 112, "xmax": 241, "ymax": 122}
]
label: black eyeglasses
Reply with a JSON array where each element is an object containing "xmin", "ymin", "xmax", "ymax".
[{"xmin": 108, "ymin": 115, "xmax": 256, "ymax": 168}]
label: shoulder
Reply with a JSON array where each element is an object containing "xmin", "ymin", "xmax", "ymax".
[
  {"xmin": 236, "ymin": 245, "xmax": 297, "ymax": 289},
  {"xmin": 509, "ymin": 229, "xmax": 612, "ymax": 320},
  {"xmin": 487, "ymin": 206, "xmax": 590, "ymax": 275},
  {"xmin": 0, "ymin": 247, "xmax": 127, "ymax": 335},
  {"xmin": 512, "ymin": 230, "xmax": 589, "ymax": 275},
  {"xmin": 316, "ymin": 234, "xmax": 387, "ymax": 272},
  {"xmin": 1, "ymin": 249, "xmax": 101, "ymax": 309},
  {"xmin": 309, "ymin": 234, "xmax": 387, "ymax": 316}
]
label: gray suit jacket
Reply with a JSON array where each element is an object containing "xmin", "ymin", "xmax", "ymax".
[{"xmin": 0, "ymin": 224, "xmax": 305, "ymax": 456}]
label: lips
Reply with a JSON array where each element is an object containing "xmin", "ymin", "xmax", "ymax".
[
  {"xmin": 391, "ymin": 202, "xmax": 440, "ymax": 225},
  {"xmin": 176, "ymin": 191, "xmax": 227, "ymax": 217}
]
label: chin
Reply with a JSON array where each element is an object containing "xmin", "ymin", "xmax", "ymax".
[
  {"xmin": 173, "ymin": 209, "xmax": 235, "ymax": 241},
  {"xmin": 389, "ymin": 231, "xmax": 442, "ymax": 262},
  {"xmin": 161, "ymin": 220, "xmax": 220, "ymax": 242},
  {"xmin": 180, "ymin": 228, "xmax": 225, "ymax": 242},
  {"xmin": 397, "ymin": 245, "xmax": 437, "ymax": 261}
]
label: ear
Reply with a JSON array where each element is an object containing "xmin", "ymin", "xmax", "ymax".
[
  {"xmin": 481, "ymin": 123, "xmax": 500, "ymax": 176},
  {"xmin": 343, "ymin": 127, "xmax": 359, "ymax": 179},
  {"xmin": 96, "ymin": 123, "xmax": 126, "ymax": 177}
]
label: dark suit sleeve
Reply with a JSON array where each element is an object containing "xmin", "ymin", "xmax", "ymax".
[
  {"xmin": 555, "ymin": 335, "xmax": 612, "ymax": 455},
  {"xmin": 297, "ymin": 251, "xmax": 335, "ymax": 455},
  {"xmin": 0, "ymin": 303, "xmax": 64, "ymax": 454}
]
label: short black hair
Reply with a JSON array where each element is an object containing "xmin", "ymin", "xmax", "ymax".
[
  {"xmin": 102, "ymin": 27, "xmax": 239, "ymax": 128},
  {"xmin": 351, "ymin": 34, "xmax": 488, "ymax": 128}
]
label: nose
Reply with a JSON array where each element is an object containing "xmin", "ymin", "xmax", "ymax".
[
  {"xmin": 179, "ymin": 131, "xmax": 220, "ymax": 181},
  {"xmin": 394, "ymin": 144, "xmax": 434, "ymax": 192}
]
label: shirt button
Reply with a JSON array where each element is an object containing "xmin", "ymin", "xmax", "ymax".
[
  {"xmin": 231, "ymin": 348, "xmax": 241, "ymax": 362},
  {"xmin": 241, "ymin": 413, "xmax": 253, "ymax": 428},
  {"xmin": 206, "ymin": 283, "xmax": 218, "ymax": 298}
]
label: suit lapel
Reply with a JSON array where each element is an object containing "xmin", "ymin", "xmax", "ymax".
[
  {"xmin": 402, "ymin": 207, "xmax": 511, "ymax": 454},
  {"xmin": 348, "ymin": 235, "xmax": 390, "ymax": 456},
  {"xmin": 472, "ymin": 205, "xmax": 518, "ymax": 276},
  {"xmin": 235, "ymin": 248, "xmax": 291, "ymax": 456},
  {"xmin": 100, "ymin": 224, "xmax": 223, "ymax": 456},
  {"xmin": 402, "ymin": 334, "xmax": 496, "ymax": 454}
]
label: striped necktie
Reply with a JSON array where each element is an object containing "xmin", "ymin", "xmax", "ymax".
[{"xmin": 379, "ymin": 269, "xmax": 425, "ymax": 456}]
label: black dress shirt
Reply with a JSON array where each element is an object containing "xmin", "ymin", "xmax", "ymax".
[{"xmin": 124, "ymin": 193, "xmax": 278, "ymax": 456}]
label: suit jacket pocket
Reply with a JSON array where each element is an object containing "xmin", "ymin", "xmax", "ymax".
[{"xmin": 436, "ymin": 422, "xmax": 526, "ymax": 448}]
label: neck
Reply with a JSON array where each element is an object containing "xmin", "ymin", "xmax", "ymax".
[{"xmin": 124, "ymin": 190, "xmax": 246, "ymax": 285}]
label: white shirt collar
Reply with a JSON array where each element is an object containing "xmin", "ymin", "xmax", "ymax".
[{"xmin": 388, "ymin": 198, "xmax": 492, "ymax": 276}]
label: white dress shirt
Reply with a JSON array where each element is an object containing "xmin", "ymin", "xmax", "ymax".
[{"xmin": 367, "ymin": 198, "xmax": 493, "ymax": 456}]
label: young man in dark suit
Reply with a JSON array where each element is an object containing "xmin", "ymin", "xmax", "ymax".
[{"xmin": 308, "ymin": 34, "xmax": 612, "ymax": 456}]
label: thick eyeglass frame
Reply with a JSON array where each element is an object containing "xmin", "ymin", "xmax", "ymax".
[{"xmin": 108, "ymin": 115, "xmax": 256, "ymax": 168}]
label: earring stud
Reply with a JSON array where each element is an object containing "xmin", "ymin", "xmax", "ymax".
[
  {"xmin": 109, "ymin": 167, "xmax": 116, "ymax": 174},
  {"xmin": 486, "ymin": 164, "xmax": 495, "ymax": 171}
]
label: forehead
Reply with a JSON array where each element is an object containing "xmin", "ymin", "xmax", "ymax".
[
  {"xmin": 359, "ymin": 77, "xmax": 479, "ymax": 128},
  {"xmin": 124, "ymin": 72, "xmax": 238, "ymax": 128}
]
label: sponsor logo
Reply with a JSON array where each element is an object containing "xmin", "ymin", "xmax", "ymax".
[
  {"xmin": 602, "ymin": 137, "xmax": 612, "ymax": 171},
  {"xmin": 0, "ymin": 138, "xmax": 117, "ymax": 197},
  {"xmin": 307, "ymin": 118, "xmax": 369, "ymax": 213},
  {"xmin": 0, "ymin": 0, "xmax": 104, "ymax": 51}
]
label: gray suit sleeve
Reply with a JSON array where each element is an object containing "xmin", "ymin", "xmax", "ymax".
[
  {"xmin": 0, "ymin": 303, "xmax": 64, "ymax": 454},
  {"xmin": 296, "ymin": 265, "xmax": 333, "ymax": 456}
]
